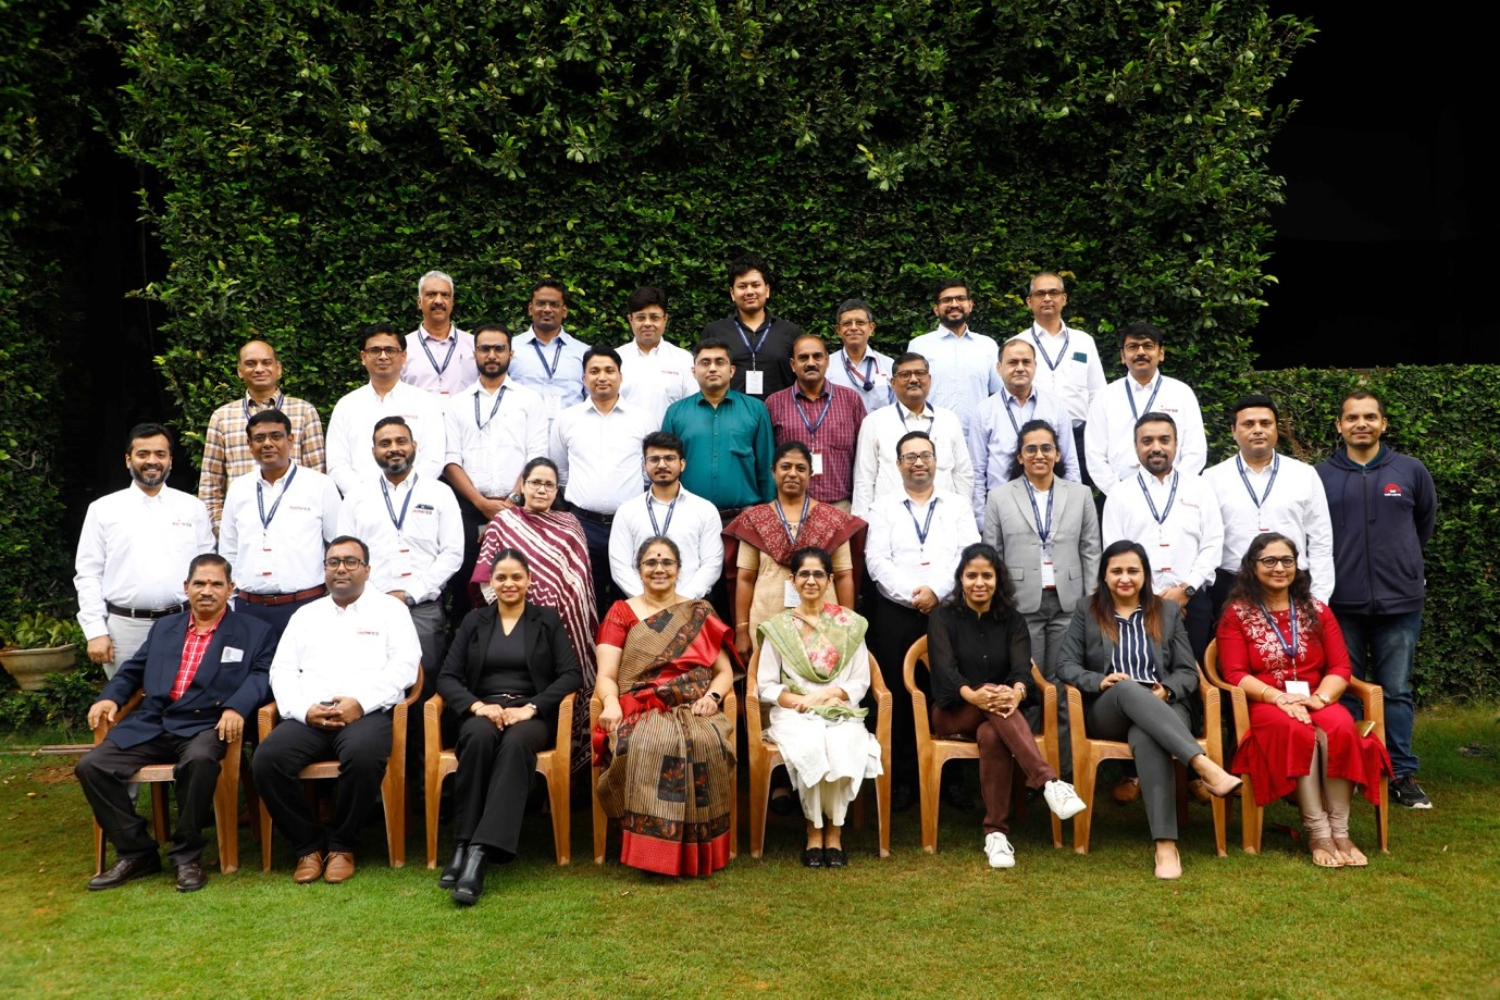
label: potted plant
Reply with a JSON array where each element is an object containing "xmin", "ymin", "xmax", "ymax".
[{"xmin": 0, "ymin": 612, "xmax": 82, "ymax": 692}]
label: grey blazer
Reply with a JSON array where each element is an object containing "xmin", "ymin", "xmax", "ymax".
[
  {"xmin": 983, "ymin": 477, "xmax": 1101, "ymax": 615},
  {"xmin": 1054, "ymin": 603, "xmax": 1199, "ymax": 705}
]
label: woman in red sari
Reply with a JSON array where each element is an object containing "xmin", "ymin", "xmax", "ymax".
[
  {"xmin": 1217, "ymin": 532, "xmax": 1392, "ymax": 868},
  {"xmin": 594, "ymin": 536, "xmax": 737, "ymax": 876}
]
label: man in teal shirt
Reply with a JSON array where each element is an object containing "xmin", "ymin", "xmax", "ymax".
[{"xmin": 662, "ymin": 339, "xmax": 775, "ymax": 519}]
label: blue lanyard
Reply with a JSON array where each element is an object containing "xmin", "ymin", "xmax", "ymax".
[
  {"xmin": 734, "ymin": 316, "xmax": 771, "ymax": 366},
  {"xmin": 1236, "ymin": 454, "xmax": 1280, "ymax": 509},
  {"xmin": 1023, "ymin": 478, "xmax": 1054, "ymax": 547},
  {"xmin": 474, "ymin": 385, "xmax": 507, "ymax": 429},
  {"xmin": 1125, "ymin": 374, "xmax": 1163, "ymax": 422},
  {"xmin": 1136, "ymin": 471, "xmax": 1178, "ymax": 525},
  {"xmin": 418, "ymin": 332, "xmax": 458, "ymax": 378},
  {"xmin": 381, "ymin": 474, "xmax": 417, "ymax": 533},
  {"xmin": 530, "ymin": 336, "xmax": 565, "ymax": 380},
  {"xmin": 793, "ymin": 391, "xmax": 832, "ymax": 439},
  {"xmin": 843, "ymin": 353, "xmax": 875, "ymax": 392},
  {"xmin": 255, "ymin": 464, "xmax": 297, "ymax": 531},
  {"xmin": 1258, "ymin": 600, "xmax": 1300, "ymax": 667},
  {"xmin": 647, "ymin": 493, "xmax": 677, "ymax": 537},
  {"xmin": 774, "ymin": 495, "xmax": 810, "ymax": 546},
  {"xmin": 1031, "ymin": 326, "xmax": 1070, "ymax": 372},
  {"xmin": 1004, "ymin": 392, "xmax": 1032, "ymax": 435},
  {"xmin": 903, "ymin": 496, "xmax": 939, "ymax": 546}
]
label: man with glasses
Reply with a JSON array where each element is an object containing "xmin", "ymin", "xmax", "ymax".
[
  {"xmin": 325, "ymin": 324, "xmax": 446, "ymax": 496},
  {"xmin": 442, "ymin": 323, "xmax": 549, "ymax": 624},
  {"xmin": 765, "ymin": 334, "xmax": 866, "ymax": 511},
  {"xmin": 969, "ymin": 339, "xmax": 1080, "ymax": 525},
  {"xmin": 825, "ymin": 299, "xmax": 893, "ymax": 413},
  {"xmin": 401, "ymin": 269, "xmax": 477, "ymax": 398},
  {"xmin": 907, "ymin": 278, "xmax": 1003, "ymax": 434},
  {"xmin": 699, "ymin": 255, "xmax": 801, "ymax": 398},
  {"xmin": 851, "ymin": 352, "xmax": 972, "ymax": 518},
  {"xmin": 608, "ymin": 432, "xmax": 722, "ymax": 600},
  {"xmin": 509, "ymin": 278, "xmax": 591, "ymax": 431},
  {"xmin": 1013, "ymin": 272, "xmax": 1106, "ymax": 482},
  {"xmin": 198, "ymin": 340, "xmax": 326, "ymax": 532},
  {"xmin": 617, "ymin": 286, "xmax": 696, "ymax": 424}
]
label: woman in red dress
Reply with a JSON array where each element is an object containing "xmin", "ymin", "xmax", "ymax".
[{"xmin": 1216, "ymin": 532, "xmax": 1392, "ymax": 868}]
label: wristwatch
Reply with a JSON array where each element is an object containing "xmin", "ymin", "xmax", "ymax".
[
  {"xmin": 404, "ymin": 595, "xmax": 417, "ymax": 608},
  {"xmin": 509, "ymin": 492, "xmax": 524, "ymax": 505},
  {"xmin": 1183, "ymin": 585, "xmax": 1198, "ymax": 597}
]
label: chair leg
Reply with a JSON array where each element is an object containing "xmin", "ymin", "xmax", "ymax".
[
  {"xmin": 214, "ymin": 782, "xmax": 240, "ymax": 874},
  {"xmin": 876, "ymin": 766, "xmax": 891, "ymax": 858},
  {"xmin": 918, "ymin": 755, "xmax": 941, "ymax": 854},
  {"xmin": 547, "ymin": 768, "xmax": 571, "ymax": 866},
  {"xmin": 425, "ymin": 765, "xmax": 442, "ymax": 870},
  {"xmin": 94, "ymin": 822, "xmax": 107, "ymax": 876},
  {"xmin": 381, "ymin": 770, "xmax": 404, "ymax": 868},
  {"xmin": 729, "ymin": 771, "xmax": 738, "ymax": 861},
  {"xmin": 260, "ymin": 798, "xmax": 274, "ymax": 871},
  {"xmin": 1376, "ymin": 777, "xmax": 1389, "ymax": 853},
  {"xmin": 1211, "ymin": 792, "xmax": 1226, "ymax": 857},
  {"xmin": 747, "ymin": 754, "xmax": 770, "ymax": 859},
  {"xmin": 592, "ymin": 765, "xmax": 607, "ymax": 864},
  {"xmin": 1241, "ymin": 776, "xmax": 1263, "ymax": 854},
  {"xmin": 851, "ymin": 788, "xmax": 865, "ymax": 831},
  {"xmin": 1072, "ymin": 757, "xmax": 1097, "ymax": 854},
  {"xmin": 150, "ymin": 784, "xmax": 170, "ymax": 844}
]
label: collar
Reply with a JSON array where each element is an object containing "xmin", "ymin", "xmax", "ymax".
[
  {"xmin": 795, "ymin": 384, "xmax": 830, "ymax": 402},
  {"xmin": 187, "ymin": 607, "xmax": 228, "ymax": 635},
  {"xmin": 1004, "ymin": 387, "xmax": 1034, "ymax": 408},
  {"xmin": 418, "ymin": 324, "xmax": 455, "ymax": 343},
  {"xmin": 258, "ymin": 462, "xmax": 297, "ymax": 487}
]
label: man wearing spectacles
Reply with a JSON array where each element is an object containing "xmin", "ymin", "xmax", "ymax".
[
  {"xmin": 617, "ymin": 286, "xmax": 697, "ymax": 424},
  {"xmin": 508, "ymin": 278, "xmax": 592, "ymax": 432},
  {"xmin": 198, "ymin": 339, "xmax": 326, "ymax": 532},
  {"xmin": 906, "ymin": 278, "xmax": 1003, "ymax": 435},
  {"xmin": 608, "ymin": 432, "xmax": 723, "ymax": 601},
  {"xmin": 1013, "ymin": 272, "xmax": 1106, "ymax": 482},
  {"xmin": 825, "ymin": 299, "xmax": 894, "ymax": 413},
  {"xmin": 326, "ymin": 324, "xmax": 447, "ymax": 496},
  {"xmin": 401, "ymin": 269, "xmax": 478, "ymax": 397},
  {"xmin": 851, "ymin": 351, "xmax": 973, "ymax": 518}
]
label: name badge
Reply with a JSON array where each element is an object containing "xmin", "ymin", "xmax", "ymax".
[
  {"xmin": 221, "ymin": 647, "xmax": 244, "ymax": 663},
  {"xmin": 1284, "ymin": 680, "xmax": 1311, "ymax": 697},
  {"xmin": 544, "ymin": 394, "xmax": 562, "ymax": 418},
  {"xmin": 745, "ymin": 370, "xmax": 764, "ymax": 396},
  {"xmin": 783, "ymin": 580, "xmax": 799, "ymax": 607},
  {"xmin": 811, "ymin": 452, "xmax": 824, "ymax": 476}
]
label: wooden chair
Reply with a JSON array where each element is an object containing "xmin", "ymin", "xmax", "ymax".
[
  {"xmin": 1202, "ymin": 641, "xmax": 1389, "ymax": 854},
  {"xmin": 743, "ymin": 646, "xmax": 892, "ymax": 859},
  {"xmin": 902, "ymin": 636, "xmax": 1063, "ymax": 854},
  {"xmin": 1035, "ymin": 664, "xmax": 1226, "ymax": 856},
  {"xmin": 90, "ymin": 690, "xmax": 243, "ymax": 874},
  {"xmin": 256, "ymin": 668, "xmax": 422, "ymax": 870},
  {"xmin": 422, "ymin": 691, "xmax": 577, "ymax": 867},
  {"xmin": 590, "ymin": 689, "xmax": 738, "ymax": 864}
]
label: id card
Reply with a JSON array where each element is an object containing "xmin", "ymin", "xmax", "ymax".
[
  {"xmin": 783, "ymin": 580, "xmax": 800, "ymax": 607},
  {"xmin": 745, "ymin": 370, "xmax": 764, "ymax": 395},
  {"xmin": 1284, "ymin": 680, "xmax": 1311, "ymax": 697},
  {"xmin": 811, "ymin": 452, "xmax": 824, "ymax": 476},
  {"xmin": 544, "ymin": 393, "xmax": 562, "ymax": 418}
]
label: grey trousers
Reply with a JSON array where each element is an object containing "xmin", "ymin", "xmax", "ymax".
[
  {"xmin": 1024, "ymin": 589, "xmax": 1073, "ymax": 777},
  {"xmin": 1084, "ymin": 681, "xmax": 1200, "ymax": 841}
]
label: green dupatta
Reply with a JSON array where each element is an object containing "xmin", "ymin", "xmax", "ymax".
[{"xmin": 757, "ymin": 605, "xmax": 870, "ymax": 722}]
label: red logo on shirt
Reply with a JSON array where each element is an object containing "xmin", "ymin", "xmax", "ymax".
[{"xmin": 1383, "ymin": 483, "xmax": 1403, "ymax": 498}]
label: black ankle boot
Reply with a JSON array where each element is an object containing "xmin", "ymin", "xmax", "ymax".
[
  {"xmin": 439, "ymin": 842, "xmax": 468, "ymax": 890},
  {"xmin": 451, "ymin": 846, "xmax": 487, "ymax": 906}
]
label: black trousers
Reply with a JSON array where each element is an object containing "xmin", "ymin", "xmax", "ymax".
[
  {"xmin": 447, "ymin": 491, "xmax": 487, "ymax": 631},
  {"xmin": 577, "ymin": 514, "xmax": 621, "ymax": 620},
  {"xmin": 864, "ymin": 588, "xmax": 931, "ymax": 787},
  {"xmin": 452, "ymin": 712, "xmax": 550, "ymax": 857},
  {"xmin": 76, "ymin": 729, "xmax": 226, "ymax": 866},
  {"xmin": 251, "ymin": 711, "xmax": 393, "ymax": 857}
]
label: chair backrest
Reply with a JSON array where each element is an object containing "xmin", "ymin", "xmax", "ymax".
[
  {"xmin": 1201, "ymin": 640, "xmax": 1231, "ymax": 690},
  {"xmin": 901, "ymin": 635, "xmax": 933, "ymax": 746}
]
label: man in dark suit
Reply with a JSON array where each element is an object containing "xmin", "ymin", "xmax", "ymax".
[{"xmin": 76, "ymin": 554, "xmax": 276, "ymax": 892}]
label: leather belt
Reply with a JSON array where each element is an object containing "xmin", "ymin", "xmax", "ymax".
[
  {"xmin": 238, "ymin": 585, "xmax": 327, "ymax": 607},
  {"xmin": 573, "ymin": 507, "xmax": 615, "ymax": 526},
  {"xmin": 106, "ymin": 602, "xmax": 184, "ymax": 620}
]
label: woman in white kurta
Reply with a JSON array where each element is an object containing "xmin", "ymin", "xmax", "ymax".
[{"xmin": 756, "ymin": 547, "xmax": 883, "ymax": 868}]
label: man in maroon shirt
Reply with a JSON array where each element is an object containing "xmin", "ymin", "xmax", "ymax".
[{"xmin": 765, "ymin": 334, "xmax": 867, "ymax": 510}]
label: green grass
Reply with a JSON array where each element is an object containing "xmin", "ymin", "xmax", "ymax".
[{"xmin": 3, "ymin": 703, "xmax": 1498, "ymax": 999}]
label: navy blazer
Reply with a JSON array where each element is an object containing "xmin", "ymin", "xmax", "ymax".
[
  {"xmin": 98, "ymin": 610, "xmax": 277, "ymax": 749},
  {"xmin": 436, "ymin": 603, "xmax": 583, "ymax": 724}
]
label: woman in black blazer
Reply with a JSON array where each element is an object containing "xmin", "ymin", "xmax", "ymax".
[
  {"xmin": 1056, "ymin": 540, "xmax": 1240, "ymax": 879},
  {"xmin": 435, "ymin": 548, "xmax": 582, "ymax": 905}
]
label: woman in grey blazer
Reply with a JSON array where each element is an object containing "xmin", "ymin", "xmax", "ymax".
[{"xmin": 1056, "ymin": 540, "xmax": 1241, "ymax": 879}]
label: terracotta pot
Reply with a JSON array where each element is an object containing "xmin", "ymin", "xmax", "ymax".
[{"xmin": 0, "ymin": 644, "xmax": 79, "ymax": 692}]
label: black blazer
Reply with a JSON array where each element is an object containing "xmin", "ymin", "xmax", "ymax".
[
  {"xmin": 98, "ymin": 610, "xmax": 277, "ymax": 749},
  {"xmin": 1054, "ymin": 602, "xmax": 1199, "ymax": 705},
  {"xmin": 436, "ymin": 603, "xmax": 583, "ymax": 723}
]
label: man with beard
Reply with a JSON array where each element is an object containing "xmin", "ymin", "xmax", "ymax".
[
  {"xmin": 401, "ymin": 270, "xmax": 477, "ymax": 398},
  {"xmin": 617, "ymin": 286, "xmax": 696, "ymax": 424},
  {"xmin": 907, "ymin": 278, "xmax": 1003, "ymax": 435},
  {"xmin": 700, "ymin": 255, "xmax": 801, "ymax": 398},
  {"xmin": 508, "ymin": 278, "xmax": 591, "ymax": 432},
  {"xmin": 1101, "ymin": 412, "xmax": 1222, "ymax": 662},
  {"xmin": 442, "ymin": 323, "xmax": 549, "ymax": 623},
  {"xmin": 75, "ymin": 423, "xmax": 215, "ymax": 679},
  {"xmin": 608, "ymin": 431, "xmax": 722, "ymax": 600},
  {"xmin": 764, "ymin": 334, "xmax": 866, "ymax": 510}
]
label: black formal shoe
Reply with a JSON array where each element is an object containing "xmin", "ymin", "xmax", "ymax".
[
  {"xmin": 439, "ymin": 842, "xmax": 469, "ymax": 890},
  {"xmin": 800, "ymin": 847, "xmax": 824, "ymax": 868},
  {"xmin": 943, "ymin": 780, "xmax": 975, "ymax": 811},
  {"xmin": 891, "ymin": 783, "xmax": 916, "ymax": 813},
  {"xmin": 769, "ymin": 789, "xmax": 799, "ymax": 817},
  {"xmin": 175, "ymin": 861, "xmax": 208, "ymax": 893},
  {"xmin": 451, "ymin": 846, "xmax": 487, "ymax": 906},
  {"xmin": 88, "ymin": 853, "xmax": 162, "ymax": 891},
  {"xmin": 823, "ymin": 847, "xmax": 847, "ymax": 868}
]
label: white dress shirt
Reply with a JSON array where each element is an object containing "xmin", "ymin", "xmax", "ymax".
[
  {"xmin": 967, "ymin": 388, "xmax": 1081, "ymax": 522},
  {"xmin": 607, "ymin": 485, "xmax": 723, "ymax": 599},
  {"xmin": 401, "ymin": 326, "xmax": 477, "ymax": 397},
  {"xmin": 904, "ymin": 327, "xmax": 1003, "ymax": 434},
  {"xmin": 864, "ymin": 489, "xmax": 980, "ymax": 607},
  {"xmin": 1014, "ymin": 323, "xmax": 1107, "ymax": 426},
  {"xmin": 850, "ymin": 402, "xmax": 973, "ymax": 518},
  {"xmin": 508, "ymin": 328, "xmax": 590, "ymax": 426},
  {"xmin": 1084, "ymin": 373, "xmax": 1207, "ymax": 496},
  {"xmin": 550, "ymin": 398, "xmax": 655, "ymax": 514},
  {"xmin": 618, "ymin": 339, "xmax": 697, "ymax": 425},
  {"xmin": 1102, "ymin": 470, "xmax": 1223, "ymax": 593},
  {"xmin": 336, "ymin": 473, "xmax": 463, "ymax": 604},
  {"xmin": 1204, "ymin": 453, "xmax": 1336, "ymax": 602},
  {"xmin": 325, "ymin": 381, "xmax": 448, "ymax": 496},
  {"xmin": 442, "ymin": 378, "xmax": 549, "ymax": 498},
  {"xmin": 220, "ymin": 464, "xmax": 342, "ymax": 595},
  {"xmin": 74, "ymin": 483, "xmax": 215, "ymax": 640},
  {"xmin": 270, "ymin": 590, "xmax": 421, "ymax": 723},
  {"xmin": 826, "ymin": 347, "xmax": 895, "ymax": 413}
]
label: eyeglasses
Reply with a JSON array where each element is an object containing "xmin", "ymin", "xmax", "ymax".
[
  {"xmin": 899, "ymin": 450, "xmax": 935, "ymax": 463},
  {"xmin": 1028, "ymin": 288, "xmax": 1065, "ymax": 299},
  {"xmin": 1021, "ymin": 443, "xmax": 1057, "ymax": 456},
  {"xmin": 644, "ymin": 455, "xmax": 680, "ymax": 466},
  {"xmin": 474, "ymin": 344, "xmax": 509, "ymax": 354},
  {"xmin": 524, "ymin": 480, "xmax": 557, "ymax": 491},
  {"xmin": 937, "ymin": 295, "xmax": 970, "ymax": 306},
  {"xmin": 241, "ymin": 359, "xmax": 277, "ymax": 369},
  {"xmin": 893, "ymin": 370, "xmax": 930, "ymax": 382},
  {"xmin": 794, "ymin": 569, "xmax": 828, "ymax": 580},
  {"xmin": 324, "ymin": 556, "xmax": 366, "ymax": 569},
  {"xmin": 531, "ymin": 299, "xmax": 564, "ymax": 311},
  {"xmin": 695, "ymin": 358, "xmax": 732, "ymax": 369},
  {"xmin": 630, "ymin": 312, "xmax": 666, "ymax": 324},
  {"xmin": 1256, "ymin": 556, "xmax": 1296, "ymax": 569},
  {"xmin": 249, "ymin": 432, "xmax": 288, "ymax": 444},
  {"xmin": 837, "ymin": 318, "xmax": 873, "ymax": 329},
  {"xmin": 362, "ymin": 346, "xmax": 404, "ymax": 357},
  {"xmin": 641, "ymin": 558, "xmax": 678, "ymax": 569}
]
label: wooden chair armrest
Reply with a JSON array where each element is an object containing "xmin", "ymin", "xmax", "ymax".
[
  {"xmin": 1346, "ymin": 676, "xmax": 1384, "ymax": 731},
  {"xmin": 257, "ymin": 701, "xmax": 279, "ymax": 741},
  {"xmin": 903, "ymin": 638, "xmax": 933, "ymax": 747},
  {"xmin": 93, "ymin": 690, "xmax": 145, "ymax": 744},
  {"xmin": 742, "ymin": 649, "xmax": 764, "ymax": 745},
  {"xmin": 868, "ymin": 653, "xmax": 891, "ymax": 748},
  {"xmin": 1032, "ymin": 664, "xmax": 1058, "ymax": 737},
  {"xmin": 1063, "ymin": 683, "xmax": 1086, "ymax": 736},
  {"xmin": 424, "ymin": 692, "xmax": 445, "ymax": 765},
  {"xmin": 553, "ymin": 691, "xmax": 576, "ymax": 771},
  {"xmin": 1196, "ymin": 667, "xmax": 1222, "ymax": 757}
]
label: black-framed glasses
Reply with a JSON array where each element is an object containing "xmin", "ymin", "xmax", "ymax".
[
  {"xmin": 324, "ymin": 556, "xmax": 366, "ymax": 569},
  {"xmin": 1256, "ymin": 556, "xmax": 1296, "ymax": 569},
  {"xmin": 524, "ymin": 479, "xmax": 558, "ymax": 491},
  {"xmin": 894, "ymin": 370, "xmax": 930, "ymax": 382},
  {"xmin": 641, "ymin": 558, "xmax": 678, "ymax": 569},
  {"xmin": 249, "ymin": 432, "xmax": 288, "ymax": 444},
  {"xmin": 794, "ymin": 569, "xmax": 828, "ymax": 580},
  {"xmin": 899, "ymin": 450, "xmax": 935, "ymax": 463},
  {"xmin": 1022, "ymin": 443, "xmax": 1057, "ymax": 455},
  {"xmin": 1028, "ymin": 288, "xmax": 1065, "ymax": 299},
  {"xmin": 474, "ymin": 344, "xmax": 510, "ymax": 354},
  {"xmin": 362, "ymin": 346, "xmax": 404, "ymax": 357}
]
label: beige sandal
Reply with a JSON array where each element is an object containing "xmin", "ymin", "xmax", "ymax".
[
  {"xmin": 1308, "ymin": 836, "xmax": 1343, "ymax": 869},
  {"xmin": 1333, "ymin": 837, "xmax": 1368, "ymax": 867}
]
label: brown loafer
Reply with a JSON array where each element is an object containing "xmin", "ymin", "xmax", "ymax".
[
  {"xmin": 175, "ymin": 860, "xmax": 208, "ymax": 893},
  {"xmin": 1112, "ymin": 776, "xmax": 1141, "ymax": 804},
  {"xmin": 324, "ymin": 851, "xmax": 355, "ymax": 884},
  {"xmin": 293, "ymin": 851, "xmax": 326, "ymax": 884}
]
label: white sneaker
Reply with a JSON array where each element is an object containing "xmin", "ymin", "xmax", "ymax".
[
  {"xmin": 1044, "ymin": 780, "xmax": 1087, "ymax": 820},
  {"xmin": 983, "ymin": 831, "xmax": 1016, "ymax": 869}
]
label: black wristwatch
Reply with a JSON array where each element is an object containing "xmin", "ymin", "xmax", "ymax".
[
  {"xmin": 404, "ymin": 595, "xmax": 417, "ymax": 608},
  {"xmin": 509, "ymin": 492, "xmax": 524, "ymax": 505}
]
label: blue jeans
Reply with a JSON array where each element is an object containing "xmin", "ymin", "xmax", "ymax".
[{"xmin": 1335, "ymin": 610, "xmax": 1422, "ymax": 777}]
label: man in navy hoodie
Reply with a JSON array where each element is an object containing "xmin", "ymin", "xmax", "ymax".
[{"xmin": 1317, "ymin": 391, "xmax": 1437, "ymax": 808}]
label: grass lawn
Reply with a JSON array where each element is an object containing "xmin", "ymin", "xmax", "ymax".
[{"xmin": 2, "ymin": 702, "xmax": 1497, "ymax": 999}]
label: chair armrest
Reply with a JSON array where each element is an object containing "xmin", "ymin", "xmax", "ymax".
[
  {"xmin": 869, "ymin": 653, "xmax": 892, "ymax": 746},
  {"xmin": 553, "ymin": 692, "xmax": 576, "ymax": 773},
  {"xmin": 257, "ymin": 701, "xmax": 279, "ymax": 741},
  {"xmin": 424, "ymin": 692, "xmax": 445, "ymax": 765},
  {"xmin": 93, "ymin": 690, "xmax": 145, "ymax": 744},
  {"xmin": 1031, "ymin": 664, "xmax": 1058, "ymax": 736},
  {"xmin": 1196, "ymin": 667, "xmax": 1222, "ymax": 759},
  {"xmin": 743, "ymin": 649, "xmax": 764, "ymax": 745},
  {"xmin": 1346, "ymin": 676, "xmax": 1385, "ymax": 734}
]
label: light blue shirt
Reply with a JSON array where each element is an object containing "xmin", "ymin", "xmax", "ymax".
[
  {"xmin": 826, "ymin": 347, "xmax": 894, "ymax": 413},
  {"xmin": 967, "ymin": 388, "xmax": 1081, "ymax": 522},
  {"xmin": 508, "ymin": 327, "xmax": 590, "ymax": 429},
  {"xmin": 905, "ymin": 327, "xmax": 1003, "ymax": 434}
]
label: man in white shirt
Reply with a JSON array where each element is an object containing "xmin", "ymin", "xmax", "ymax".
[
  {"xmin": 969, "ymin": 339, "xmax": 1081, "ymax": 525},
  {"xmin": 825, "ymin": 298, "xmax": 893, "ymax": 413},
  {"xmin": 617, "ymin": 286, "xmax": 696, "ymax": 425},
  {"xmin": 401, "ymin": 270, "xmax": 477, "ymax": 397},
  {"xmin": 1084, "ymin": 322, "xmax": 1207, "ymax": 497},
  {"xmin": 220, "ymin": 410, "xmax": 343, "ymax": 635},
  {"xmin": 1204, "ymin": 394, "xmax": 1335, "ymax": 615},
  {"xmin": 325, "ymin": 324, "xmax": 447, "ymax": 495},
  {"xmin": 1102, "ymin": 412, "xmax": 1223, "ymax": 661},
  {"xmin": 552, "ymin": 346, "xmax": 656, "ymax": 616},
  {"xmin": 864, "ymin": 429, "xmax": 981, "ymax": 809},
  {"xmin": 608, "ymin": 431, "xmax": 722, "ymax": 600},
  {"xmin": 851, "ymin": 351, "xmax": 972, "ymax": 517},
  {"xmin": 75, "ymin": 423, "xmax": 214, "ymax": 679},
  {"xmin": 442, "ymin": 322, "xmax": 549, "ymax": 624},
  {"xmin": 906, "ymin": 278, "xmax": 1003, "ymax": 434},
  {"xmin": 1014, "ymin": 272, "xmax": 1106, "ymax": 483},
  {"xmin": 508, "ymin": 278, "xmax": 591, "ymax": 431},
  {"xmin": 251, "ymin": 535, "xmax": 421, "ymax": 884}
]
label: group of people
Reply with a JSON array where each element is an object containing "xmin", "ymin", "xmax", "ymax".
[{"xmin": 72, "ymin": 259, "xmax": 1434, "ymax": 897}]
